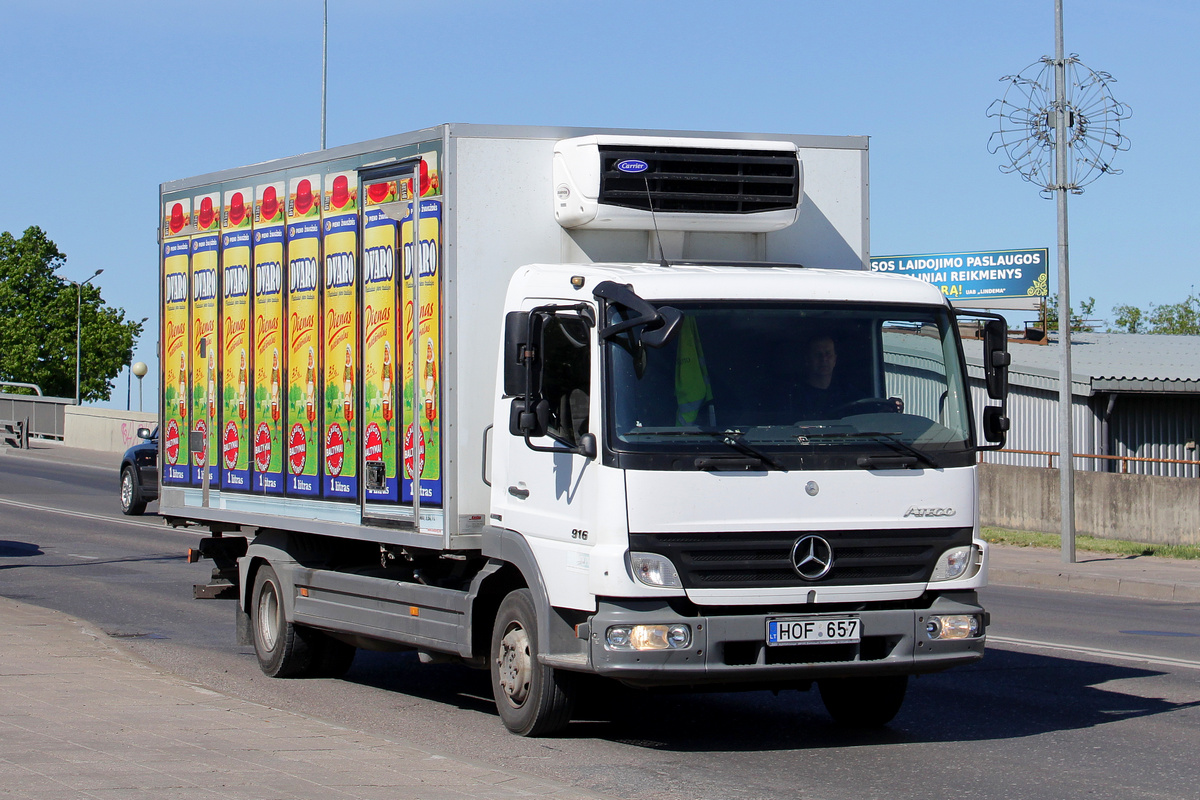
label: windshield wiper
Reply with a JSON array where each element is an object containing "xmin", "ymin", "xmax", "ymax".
[
  {"xmin": 625, "ymin": 428, "xmax": 788, "ymax": 471},
  {"xmin": 795, "ymin": 429, "xmax": 939, "ymax": 469}
]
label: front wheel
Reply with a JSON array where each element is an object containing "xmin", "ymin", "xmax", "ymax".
[
  {"xmin": 818, "ymin": 674, "xmax": 908, "ymax": 728},
  {"xmin": 490, "ymin": 589, "xmax": 575, "ymax": 736},
  {"xmin": 120, "ymin": 465, "xmax": 146, "ymax": 516},
  {"xmin": 251, "ymin": 564, "xmax": 312, "ymax": 677}
]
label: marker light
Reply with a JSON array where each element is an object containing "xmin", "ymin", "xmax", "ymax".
[
  {"xmin": 930, "ymin": 545, "xmax": 978, "ymax": 582},
  {"xmin": 925, "ymin": 614, "xmax": 982, "ymax": 640},
  {"xmin": 605, "ymin": 624, "xmax": 692, "ymax": 651},
  {"xmin": 630, "ymin": 552, "xmax": 682, "ymax": 588}
]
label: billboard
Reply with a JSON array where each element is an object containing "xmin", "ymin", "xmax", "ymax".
[{"xmin": 869, "ymin": 248, "xmax": 1049, "ymax": 305}]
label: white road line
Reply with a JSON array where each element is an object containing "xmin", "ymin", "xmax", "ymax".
[
  {"xmin": 989, "ymin": 634, "xmax": 1200, "ymax": 672},
  {"xmin": 0, "ymin": 496, "xmax": 185, "ymax": 533}
]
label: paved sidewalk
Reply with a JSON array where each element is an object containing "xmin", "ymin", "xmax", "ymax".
[{"xmin": 0, "ymin": 598, "xmax": 612, "ymax": 800}]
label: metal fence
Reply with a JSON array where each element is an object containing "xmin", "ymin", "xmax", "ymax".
[{"xmin": 0, "ymin": 393, "xmax": 73, "ymax": 441}]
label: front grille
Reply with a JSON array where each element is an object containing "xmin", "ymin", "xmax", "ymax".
[
  {"xmin": 629, "ymin": 527, "xmax": 973, "ymax": 589},
  {"xmin": 598, "ymin": 145, "xmax": 800, "ymax": 215}
]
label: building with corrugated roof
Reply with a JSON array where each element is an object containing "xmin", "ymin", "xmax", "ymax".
[{"xmin": 964, "ymin": 332, "xmax": 1200, "ymax": 477}]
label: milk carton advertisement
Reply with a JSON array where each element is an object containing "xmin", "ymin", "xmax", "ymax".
[
  {"xmin": 322, "ymin": 171, "xmax": 358, "ymax": 500},
  {"xmin": 190, "ymin": 219, "xmax": 220, "ymax": 487},
  {"xmin": 362, "ymin": 181, "xmax": 400, "ymax": 503},
  {"xmin": 285, "ymin": 174, "xmax": 323, "ymax": 497},
  {"xmin": 220, "ymin": 191, "xmax": 253, "ymax": 491},
  {"xmin": 400, "ymin": 198, "xmax": 442, "ymax": 506},
  {"xmin": 252, "ymin": 180, "xmax": 286, "ymax": 495},
  {"xmin": 161, "ymin": 233, "xmax": 190, "ymax": 485}
]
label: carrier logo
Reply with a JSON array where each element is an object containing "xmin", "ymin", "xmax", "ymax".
[
  {"xmin": 790, "ymin": 535, "xmax": 834, "ymax": 581},
  {"xmin": 904, "ymin": 506, "xmax": 957, "ymax": 518},
  {"xmin": 615, "ymin": 159, "xmax": 649, "ymax": 174}
]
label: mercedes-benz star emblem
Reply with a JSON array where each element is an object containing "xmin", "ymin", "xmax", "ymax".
[{"xmin": 790, "ymin": 535, "xmax": 834, "ymax": 581}]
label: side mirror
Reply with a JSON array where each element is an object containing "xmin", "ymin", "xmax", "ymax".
[
  {"xmin": 137, "ymin": 427, "xmax": 152, "ymax": 440},
  {"xmin": 983, "ymin": 406, "xmax": 1010, "ymax": 447},
  {"xmin": 983, "ymin": 319, "xmax": 1010, "ymax": 400},
  {"xmin": 509, "ymin": 397, "xmax": 550, "ymax": 439}
]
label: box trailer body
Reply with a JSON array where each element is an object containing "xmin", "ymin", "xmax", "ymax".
[{"xmin": 158, "ymin": 124, "xmax": 1009, "ymax": 735}]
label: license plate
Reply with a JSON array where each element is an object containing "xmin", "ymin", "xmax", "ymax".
[{"xmin": 766, "ymin": 616, "xmax": 861, "ymax": 646}]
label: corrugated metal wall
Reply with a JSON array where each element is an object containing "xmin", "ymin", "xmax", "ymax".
[{"xmin": 968, "ymin": 378, "xmax": 1200, "ymax": 477}]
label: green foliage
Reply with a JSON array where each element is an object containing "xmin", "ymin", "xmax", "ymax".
[
  {"xmin": 982, "ymin": 527, "xmax": 1200, "ymax": 559},
  {"xmin": 1041, "ymin": 295, "xmax": 1098, "ymax": 333},
  {"xmin": 0, "ymin": 227, "xmax": 144, "ymax": 401},
  {"xmin": 1111, "ymin": 293, "xmax": 1200, "ymax": 335}
]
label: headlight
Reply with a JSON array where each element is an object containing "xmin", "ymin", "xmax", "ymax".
[
  {"xmin": 925, "ymin": 614, "xmax": 982, "ymax": 640},
  {"xmin": 606, "ymin": 624, "xmax": 692, "ymax": 650},
  {"xmin": 930, "ymin": 545, "xmax": 978, "ymax": 582},
  {"xmin": 629, "ymin": 552, "xmax": 682, "ymax": 588}
]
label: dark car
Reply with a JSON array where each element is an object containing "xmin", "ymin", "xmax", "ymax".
[{"xmin": 119, "ymin": 426, "xmax": 158, "ymax": 515}]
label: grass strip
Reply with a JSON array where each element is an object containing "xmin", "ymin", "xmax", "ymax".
[{"xmin": 981, "ymin": 527, "xmax": 1200, "ymax": 560}]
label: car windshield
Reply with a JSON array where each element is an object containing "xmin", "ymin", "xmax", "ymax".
[{"xmin": 604, "ymin": 301, "xmax": 974, "ymax": 470}]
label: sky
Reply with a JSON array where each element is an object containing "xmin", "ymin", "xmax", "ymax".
[{"xmin": 1, "ymin": 0, "xmax": 1193, "ymax": 411}]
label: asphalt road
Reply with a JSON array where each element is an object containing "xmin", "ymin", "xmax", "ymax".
[{"xmin": 2, "ymin": 454, "xmax": 1199, "ymax": 800}]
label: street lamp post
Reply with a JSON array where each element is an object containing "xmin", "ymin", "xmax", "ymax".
[
  {"xmin": 127, "ymin": 317, "xmax": 149, "ymax": 410},
  {"xmin": 132, "ymin": 361, "xmax": 148, "ymax": 413},
  {"xmin": 72, "ymin": 269, "xmax": 103, "ymax": 406}
]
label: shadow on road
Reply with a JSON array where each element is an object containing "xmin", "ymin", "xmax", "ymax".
[
  {"xmin": 0, "ymin": 540, "xmax": 43, "ymax": 557},
  {"xmin": 336, "ymin": 646, "xmax": 1200, "ymax": 751}
]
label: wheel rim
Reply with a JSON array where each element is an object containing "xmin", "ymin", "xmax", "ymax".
[
  {"xmin": 257, "ymin": 582, "xmax": 280, "ymax": 651},
  {"xmin": 121, "ymin": 472, "xmax": 134, "ymax": 509},
  {"xmin": 496, "ymin": 621, "xmax": 532, "ymax": 708}
]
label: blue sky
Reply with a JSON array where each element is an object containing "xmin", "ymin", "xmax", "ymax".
[{"xmin": 1, "ymin": 1, "xmax": 1192, "ymax": 410}]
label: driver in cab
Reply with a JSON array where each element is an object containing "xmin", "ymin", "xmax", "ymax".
[{"xmin": 796, "ymin": 335, "xmax": 902, "ymax": 420}]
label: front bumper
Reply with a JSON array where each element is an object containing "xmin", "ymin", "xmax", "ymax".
[{"xmin": 586, "ymin": 593, "xmax": 985, "ymax": 688}]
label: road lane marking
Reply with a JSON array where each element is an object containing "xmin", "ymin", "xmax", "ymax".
[
  {"xmin": 989, "ymin": 634, "xmax": 1200, "ymax": 672},
  {"xmin": 0, "ymin": 497, "xmax": 188, "ymax": 533}
]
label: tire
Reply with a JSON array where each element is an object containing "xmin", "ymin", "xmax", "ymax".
[
  {"xmin": 818, "ymin": 674, "xmax": 908, "ymax": 728},
  {"xmin": 251, "ymin": 564, "xmax": 312, "ymax": 677},
  {"xmin": 490, "ymin": 589, "xmax": 575, "ymax": 736},
  {"xmin": 120, "ymin": 465, "xmax": 146, "ymax": 516}
]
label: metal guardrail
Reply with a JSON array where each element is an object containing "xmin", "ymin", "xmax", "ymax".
[
  {"xmin": 0, "ymin": 393, "xmax": 71, "ymax": 440},
  {"xmin": 983, "ymin": 447, "xmax": 1200, "ymax": 473}
]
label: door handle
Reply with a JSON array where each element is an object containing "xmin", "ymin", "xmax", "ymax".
[{"xmin": 508, "ymin": 485, "xmax": 530, "ymax": 500}]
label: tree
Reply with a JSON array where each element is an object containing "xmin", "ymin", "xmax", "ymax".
[
  {"xmin": 0, "ymin": 226, "xmax": 144, "ymax": 401},
  {"xmin": 1040, "ymin": 295, "xmax": 1098, "ymax": 333},
  {"xmin": 1111, "ymin": 294, "xmax": 1200, "ymax": 335}
]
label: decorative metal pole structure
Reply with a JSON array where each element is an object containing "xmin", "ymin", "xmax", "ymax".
[
  {"xmin": 72, "ymin": 269, "xmax": 103, "ymax": 406},
  {"xmin": 1052, "ymin": 0, "xmax": 1076, "ymax": 563},
  {"xmin": 988, "ymin": 1, "xmax": 1130, "ymax": 563}
]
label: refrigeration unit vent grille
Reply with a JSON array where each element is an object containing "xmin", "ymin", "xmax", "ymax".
[{"xmin": 597, "ymin": 146, "xmax": 801, "ymax": 215}]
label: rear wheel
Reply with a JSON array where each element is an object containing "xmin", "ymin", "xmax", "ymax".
[
  {"xmin": 818, "ymin": 674, "xmax": 908, "ymax": 728},
  {"xmin": 490, "ymin": 589, "xmax": 575, "ymax": 736},
  {"xmin": 120, "ymin": 466, "xmax": 146, "ymax": 516},
  {"xmin": 251, "ymin": 565, "xmax": 312, "ymax": 677}
]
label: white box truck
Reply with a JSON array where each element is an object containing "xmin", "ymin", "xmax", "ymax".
[{"xmin": 158, "ymin": 124, "xmax": 1010, "ymax": 735}]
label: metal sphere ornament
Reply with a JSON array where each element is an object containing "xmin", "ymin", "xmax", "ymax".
[{"xmin": 987, "ymin": 55, "xmax": 1131, "ymax": 198}]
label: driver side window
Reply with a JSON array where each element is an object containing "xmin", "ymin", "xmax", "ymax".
[{"xmin": 540, "ymin": 315, "xmax": 591, "ymax": 446}]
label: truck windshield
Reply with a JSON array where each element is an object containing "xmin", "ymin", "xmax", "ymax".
[{"xmin": 604, "ymin": 301, "xmax": 975, "ymax": 470}]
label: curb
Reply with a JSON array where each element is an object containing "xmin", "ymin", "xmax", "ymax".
[{"xmin": 990, "ymin": 567, "xmax": 1200, "ymax": 603}]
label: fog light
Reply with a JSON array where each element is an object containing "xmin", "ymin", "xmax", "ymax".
[
  {"xmin": 630, "ymin": 552, "xmax": 682, "ymax": 588},
  {"xmin": 605, "ymin": 624, "xmax": 692, "ymax": 651},
  {"xmin": 925, "ymin": 614, "xmax": 982, "ymax": 640},
  {"xmin": 930, "ymin": 545, "xmax": 977, "ymax": 582},
  {"xmin": 606, "ymin": 625, "xmax": 632, "ymax": 648}
]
